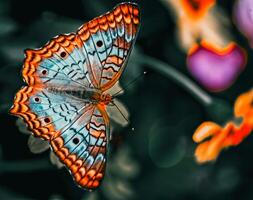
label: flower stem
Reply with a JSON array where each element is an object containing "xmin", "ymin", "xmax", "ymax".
[{"xmin": 138, "ymin": 54, "xmax": 213, "ymax": 106}]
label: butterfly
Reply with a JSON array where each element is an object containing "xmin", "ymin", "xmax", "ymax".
[{"xmin": 10, "ymin": 2, "xmax": 140, "ymax": 190}]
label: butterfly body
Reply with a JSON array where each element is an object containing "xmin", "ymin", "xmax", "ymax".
[
  {"xmin": 47, "ymin": 87, "xmax": 112, "ymax": 105},
  {"xmin": 10, "ymin": 2, "xmax": 140, "ymax": 190}
]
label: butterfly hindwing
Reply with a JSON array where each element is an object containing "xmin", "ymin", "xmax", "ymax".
[
  {"xmin": 51, "ymin": 105, "xmax": 108, "ymax": 189},
  {"xmin": 10, "ymin": 86, "xmax": 108, "ymax": 189},
  {"xmin": 10, "ymin": 86, "xmax": 89, "ymax": 140}
]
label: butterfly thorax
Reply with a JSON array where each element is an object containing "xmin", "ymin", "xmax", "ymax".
[
  {"xmin": 48, "ymin": 87, "xmax": 112, "ymax": 105},
  {"xmin": 91, "ymin": 93, "xmax": 112, "ymax": 105}
]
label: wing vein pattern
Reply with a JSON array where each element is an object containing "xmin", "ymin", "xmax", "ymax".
[{"xmin": 10, "ymin": 2, "xmax": 140, "ymax": 190}]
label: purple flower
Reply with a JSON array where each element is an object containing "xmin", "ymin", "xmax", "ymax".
[
  {"xmin": 187, "ymin": 41, "xmax": 247, "ymax": 92},
  {"xmin": 234, "ymin": 0, "xmax": 253, "ymax": 47}
]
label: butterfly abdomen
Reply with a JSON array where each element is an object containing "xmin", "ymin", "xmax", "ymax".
[{"xmin": 47, "ymin": 87, "xmax": 111, "ymax": 105}]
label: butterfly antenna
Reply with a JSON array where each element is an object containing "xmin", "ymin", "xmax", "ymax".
[
  {"xmin": 111, "ymin": 100, "xmax": 129, "ymax": 124},
  {"xmin": 112, "ymin": 71, "xmax": 147, "ymax": 98}
]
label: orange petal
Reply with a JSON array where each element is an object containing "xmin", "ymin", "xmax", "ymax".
[
  {"xmin": 244, "ymin": 113, "xmax": 253, "ymax": 127},
  {"xmin": 234, "ymin": 90, "xmax": 253, "ymax": 118},
  {"xmin": 193, "ymin": 121, "xmax": 222, "ymax": 143},
  {"xmin": 194, "ymin": 123, "xmax": 233, "ymax": 163},
  {"xmin": 180, "ymin": 0, "xmax": 216, "ymax": 21},
  {"xmin": 191, "ymin": 40, "xmax": 239, "ymax": 56},
  {"xmin": 224, "ymin": 122, "xmax": 252, "ymax": 146},
  {"xmin": 195, "ymin": 141, "xmax": 219, "ymax": 163},
  {"xmin": 194, "ymin": 90, "xmax": 253, "ymax": 163}
]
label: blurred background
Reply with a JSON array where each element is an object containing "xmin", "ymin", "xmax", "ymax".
[{"xmin": 0, "ymin": 0, "xmax": 253, "ymax": 199}]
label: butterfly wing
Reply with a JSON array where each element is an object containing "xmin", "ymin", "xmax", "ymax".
[
  {"xmin": 51, "ymin": 104, "xmax": 109, "ymax": 189},
  {"xmin": 77, "ymin": 2, "xmax": 140, "ymax": 91},
  {"xmin": 10, "ymin": 2, "xmax": 140, "ymax": 190},
  {"xmin": 10, "ymin": 86, "xmax": 108, "ymax": 189},
  {"xmin": 23, "ymin": 33, "xmax": 96, "ymax": 89}
]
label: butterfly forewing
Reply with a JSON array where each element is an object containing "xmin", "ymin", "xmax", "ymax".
[
  {"xmin": 77, "ymin": 2, "xmax": 140, "ymax": 91},
  {"xmin": 23, "ymin": 34, "xmax": 93, "ymax": 89},
  {"xmin": 10, "ymin": 2, "xmax": 140, "ymax": 190}
]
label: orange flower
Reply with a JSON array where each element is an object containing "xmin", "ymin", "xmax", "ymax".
[
  {"xmin": 162, "ymin": 0, "xmax": 231, "ymax": 52},
  {"xmin": 180, "ymin": 0, "xmax": 216, "ymax": 21},
  {"xmin": 193, "ymin": 90, "xmax": 253, "ymax": 163}
]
